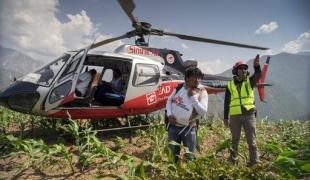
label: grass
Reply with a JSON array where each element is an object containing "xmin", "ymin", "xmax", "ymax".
[{"xmin": 0, "ymin": 107, "xmax": 309, "ymax": 179}]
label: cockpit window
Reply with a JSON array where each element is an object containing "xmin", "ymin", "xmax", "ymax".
[
  {"xmin": 21, "ymin": 54, "xmax": 70, "ymax": 86},
  {"xmin": 58, "ymin": 50, "xmax": 85, "ymax": 82}
]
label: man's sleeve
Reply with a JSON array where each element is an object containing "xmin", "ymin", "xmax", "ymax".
[
  {"xmin": 166, "ymin": 89, "xmax": 176, "ymax": 117},
  {"xmin": 250, "ymin": 65, "xmax": 262, "ymax": 88},
  {"xmin": 224, "ymin": 88, "xmax": 230, "ymax": 120},
  {"xmin": 190, "ymin": 90, "xmax": 208, "ymax": 116}
]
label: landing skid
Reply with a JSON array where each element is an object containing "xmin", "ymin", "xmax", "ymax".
[
  {"xmin": 95, "ymin": 124, "xmax": 150, "ymax": 132},
  {"xmin": 92, "ymin": 115, "xmax": 151, "ymax": 143}
]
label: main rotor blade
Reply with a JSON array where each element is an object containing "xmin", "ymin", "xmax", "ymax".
[
  {"xmin": 163, "ymin": 31, "xmax": 269, "ymax": 50},
  {"xmin": 90, "ymin": 33, "xmax": 131, "ymax": 49},
  {"xmin": 203, "ymin": 74, "xmax": 232, "ymax": 81},
  {"xmin": 117, "ymin": 0, "xmax": 137, "ymax": 24}
]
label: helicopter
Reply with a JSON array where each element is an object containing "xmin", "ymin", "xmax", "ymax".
[{"xmin": 0, "ymin": 0, "xmax": 271, "ymax": 124}]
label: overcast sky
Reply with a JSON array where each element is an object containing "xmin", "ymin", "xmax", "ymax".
[{"xmin": 0, "ymin": 0, "xmax": 309, "ymax": 74}]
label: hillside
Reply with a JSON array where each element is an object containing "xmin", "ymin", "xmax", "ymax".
[
  {"xmin": 0, "ymin": 45, "xmax": 43, "ymax": 89},
  {"xmin": 208, "ymin": 53, "xmax": 310, "ymax": 120}
]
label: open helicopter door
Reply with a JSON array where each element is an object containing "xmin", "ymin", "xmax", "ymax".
[
  {"xmin": 122, "ymin": 59, "xmax": 162, "ymax": 110},
  {"xmin": 43, "ymin": 47, "xmax": 89, "ymax": 112}
]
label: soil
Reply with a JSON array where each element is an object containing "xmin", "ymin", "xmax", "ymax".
[{"xmin": 0, "ymin": 120, "xmax": 226, "ymax": 179}]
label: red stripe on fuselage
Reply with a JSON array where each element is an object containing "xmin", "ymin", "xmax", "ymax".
[
  {"xmin": 60, "ymin": 92, "xmax": 75, "ymax": 105},
  {"xmin": 49, "ymin": 81, "xmax": 181, "ymax": 119},
  {"xmin": 49, "ymin": 81, "xmax": 226, "ymax": 119}
]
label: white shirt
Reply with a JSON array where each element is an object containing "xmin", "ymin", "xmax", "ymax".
[
  {"xmin": 166, "ymin": 84, "xmax": 208, "ymax": 126},
  {"xmin": 76, "ymin": 72, "xmax": 92, "ymax": 96}
]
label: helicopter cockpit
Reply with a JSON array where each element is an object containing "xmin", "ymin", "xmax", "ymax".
[
  {"xmin": 67, "ymin": 53, "xmax": 132, "ymax": 107},
  {"xmin": 21, "ymin": 54, "xmax": 70, "ymax": 87}
]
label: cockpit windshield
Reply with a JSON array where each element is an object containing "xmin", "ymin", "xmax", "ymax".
[{"xmin": 21, "ymin": 54, "xmax": 70, "ymax": 86}]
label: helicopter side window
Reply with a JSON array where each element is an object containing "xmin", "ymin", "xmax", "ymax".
[{"xmin": 133, "ymin": 63, "xmax": 159, "ymax": 87}]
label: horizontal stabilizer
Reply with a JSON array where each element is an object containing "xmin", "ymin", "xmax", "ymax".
[{"xmin": 257, "ymin": 83, "xmax": 272, "ymax": 87}]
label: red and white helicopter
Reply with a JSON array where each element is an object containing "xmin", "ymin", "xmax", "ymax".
[{"xmin": 0, "ymin": 0, "xmax": 270, "ymax": 122}]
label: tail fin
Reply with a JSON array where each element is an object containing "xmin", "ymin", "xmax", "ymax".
[{"xmin": 257, "ymin": 56, "xmax": 270, "ymax": 102}]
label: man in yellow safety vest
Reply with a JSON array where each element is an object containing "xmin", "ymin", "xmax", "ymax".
[{"xmin": 224, "ymin": 54, "xmax": 261, "ymax": 167}]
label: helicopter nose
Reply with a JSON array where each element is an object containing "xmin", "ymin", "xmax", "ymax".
[
  {"xmin": 0, "ymin": 81, "xmax": 40, "ymax": 112},
  {"xmin": 0, "ymin": 93, "xmax": 5, "ymax": 107},
  {"xmin": 0, "ymin": 86, "xmax": 10, "ymax": 108}
]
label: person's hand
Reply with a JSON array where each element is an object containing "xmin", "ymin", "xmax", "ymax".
[
  {"xmin": 254, "ymin": 54, "xmax": 260, "ymax": 67},
  {"xmin": 224, "ymin": 119, "xmax": 229, "ymax": 128},
  {"xmin": 168, "ymin": 115, "xmax": 177, "ymax": 125},
  {"xmin": 187, "ymin": 88, "xmax": 198, "ymax": 97}
]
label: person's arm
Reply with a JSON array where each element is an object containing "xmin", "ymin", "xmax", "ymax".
[
  {"xmin": 166, "ymin": 89, "xmax": 177, "ymax": 125},
  {"xmin": 250, "ymin": 55, "xmax": 262, "ymax": 88},
  {"xmin": 250, "ymin": 65, "xmax": 261, "ymax": 88},
  {"xmin": 224, "ymin": 87, "xmax": 230, "ymax": 121},
  {"xmin": 190, "ymin": 90, "xmax": 208, "ymax": 115},
  {"xmin": 166, "ymin": 89, "xmax": 176, "ymax": 117}
]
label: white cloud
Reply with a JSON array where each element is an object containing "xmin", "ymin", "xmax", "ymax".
[
  {"xmin": 0, "ymin": 0, "xmax": 123, "ymax": 61},
  {"xmin": 255, "ymin": 21, "xmax": 278, "ymax": 34},
  {"xmin": 282, "ymin": 31, "xmax": 310, "ymax": 53},
  {"xmin": 262, "ymin": 49, "xmax": 274, "ymax": 56},
  {"xmin": 197, "ymin": 58, "xmax": 231, "ymax": 74}
]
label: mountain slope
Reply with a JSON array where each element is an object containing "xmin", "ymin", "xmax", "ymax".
[
  {"xmin": 0, "ymin": 45, "xmax": 43, "ymax": 89},
  {"xmin": 0, "ymin": 45, "xmax": 43, "ymax": 74}
]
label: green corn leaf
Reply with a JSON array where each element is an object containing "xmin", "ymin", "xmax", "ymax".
[
  {"xmin": 275, "ymin": 155, "xmax": 296, "ymax": 166},
  {"xmin": 300, "ymin": 163, "xmax": 310, "ymax": 172},
  {"xmin": 215, "ymin": 138, "xmax": 231, "ymax": 153},
  {"xmin": 280, "ymin": 150, "xmax": 298, "ymax": 158},
  {"xmin": 137, "ymin": 161, "xmax": 145, "ymax": 178}
]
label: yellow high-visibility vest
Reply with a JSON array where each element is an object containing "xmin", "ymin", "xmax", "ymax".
[{"xmin": 227, "ymin": 78, "xmax": 255, "ymax": 115}]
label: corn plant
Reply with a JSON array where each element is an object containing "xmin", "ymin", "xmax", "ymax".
[
  {"xmin": 269, "ymin": 120, "xmax": 310, "ymax": 178},
  {"xmin": 78, "ymin": 125, "xmax": 122, "ymax": 170},
  {"xmin": 15, "ymin": 113, "xmax": 28, "ymax": 137},
  {"xmin": 196, "ymin": 125, "xmax": 208, "ymax": 152},
  {"xmin": 28, "ymin": 115, "xmax": 41, "ymax": 132},
  {"xmin": 148, "ymin": 124, "xmax": 168, "ymax": 162},
  {"xmin": 114, "ymin": 136, "xmax": 125, "ymax": 151},
  {"xmin": 78, "ymin": 126, "xmax": 99, "ymax": 169},
  {"xmin": 49, "ymin": 144, "xmax": 75, "ymax": 173},
  {"xmin": 5, "ymin": 134, "xmax": 74, "ymax": 174},
  {"xmin": 0, "ymin": 108, "xmax": 9, "ymax": 135},
  {"xmin": 63, "ymin": 119, "xmax": 81, "ymax": 146},
  {"xmin": 1, "ymin": 106, "xmax": 310, "ymax": 179}
]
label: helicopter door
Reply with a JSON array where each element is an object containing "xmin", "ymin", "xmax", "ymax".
[
  {"xmin": 123, "ymin": 63, "xmax": 160, "ymax": 109},
  {"xmin": 43, "ymin": 48, "xmax": 89, "ymax": 111}
]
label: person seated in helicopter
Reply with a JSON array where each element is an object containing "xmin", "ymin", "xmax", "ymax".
[
  {"xmin": 75, "ymin": 69, "xmax": 97, "ymax": 97},
  {"xmin": 94, "ymin": 68, "xmax": 125, "ymax": 105},
  {"xmin": 110, "ymin": 68, "xmax": 125, "ymax": 94},
  {"xmin": 37, "ymin": 66, "xmax": 54, "ymax": 85}
]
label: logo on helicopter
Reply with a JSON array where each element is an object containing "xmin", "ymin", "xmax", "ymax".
[
  {"xmin": 128, "ymin": 46, "xmax": 160, "ymax": 57},
  {"xmin": 146, "ymin": 92, "xmax": 157, "ymax": 105},
  {"xmin": 166, "ymin": 54, "xmax": 175, "ymax": 64},
  {"xmin": 158, "ymin": 85, "xmax": 171, "ymax": 95}
]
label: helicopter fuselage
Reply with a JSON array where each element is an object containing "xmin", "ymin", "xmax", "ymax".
[{"xmin": 0, "ymin": 44, "xmax": 227, "ymax": 119}]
